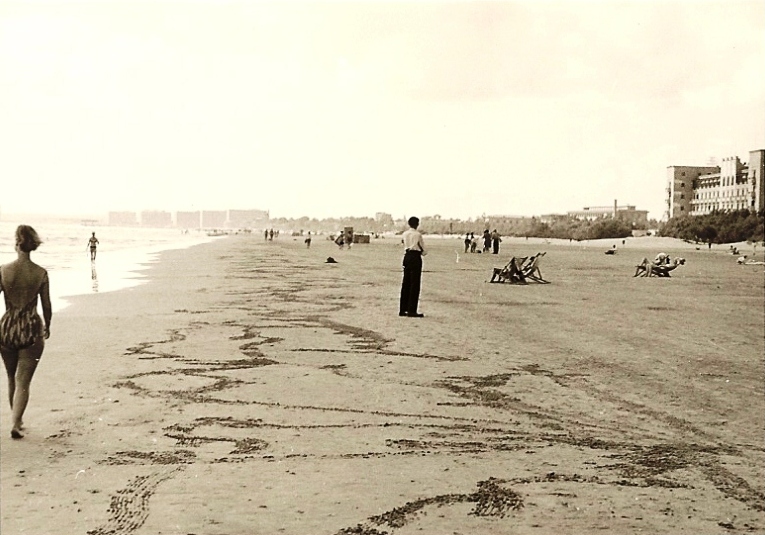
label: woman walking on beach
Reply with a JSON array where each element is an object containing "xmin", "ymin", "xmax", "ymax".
[{"xmin": 0, "ymin": 225, "xmax": 52, "ymax": 439}]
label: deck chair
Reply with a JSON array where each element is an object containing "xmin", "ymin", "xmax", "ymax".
[
  {"xmin": 490, "ymin": 256, "xmax": 528, "ymax": 284},
  {"xmin": 521, "ymin": 252, "xmax": 549, "ymax": 283}
]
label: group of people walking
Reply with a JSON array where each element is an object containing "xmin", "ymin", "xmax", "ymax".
[
  {"xmin": 463, "ymin": 229, "xmax": 502, "ymax": 255},
  {"xmin": 264, "ymin": 228, "xmax": 279, "ymax": 241}
]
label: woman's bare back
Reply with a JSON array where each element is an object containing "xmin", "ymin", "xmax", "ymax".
[{"xmin": 0, "ymin": 261, "xmax": 48, "ymax": 308}]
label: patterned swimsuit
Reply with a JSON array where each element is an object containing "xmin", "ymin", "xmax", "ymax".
[{"xmin": 0, "ymin": 270, "xmax": 46, "ymax": 351}]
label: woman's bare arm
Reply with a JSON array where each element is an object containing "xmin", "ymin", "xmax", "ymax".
[{"xmin": 40, "ymin": 271, "xmax": 52, "ymax": 337}]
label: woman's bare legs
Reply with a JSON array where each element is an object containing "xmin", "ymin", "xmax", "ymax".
[
  {"xmin": 1, "ymin": 348, "xmax": 18, "ymax": 410},
  {"xmin": 2, "ymin": 339, "xmax": 43, "ymax": 438}
]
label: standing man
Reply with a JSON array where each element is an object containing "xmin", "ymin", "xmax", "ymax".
[
  {"xmin": 491, "ymin": 229, "xmax": 501, "ymax": 254},
  {"xmin": 399, "ymin": 216, "xmax": 426, "ymax": 318},
  {"xmin": 87, "ymin": 232, "xmax": 99, "ymax": 261}
]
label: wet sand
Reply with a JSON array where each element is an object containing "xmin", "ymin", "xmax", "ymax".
[{"xmin": 1, "ymin": 234, "xmax": 763, "ymax": 534}]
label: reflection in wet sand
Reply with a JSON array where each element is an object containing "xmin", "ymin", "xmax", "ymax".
[{"xmin": 91, "ymin": 261, "xmax": 98, "ymax": 293}]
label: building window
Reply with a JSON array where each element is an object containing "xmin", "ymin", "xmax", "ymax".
[
  {"xmin": 680, "ymin": 193, "xmax": 685, "ymax": 199},
  {"xmin": 680, "ymin": 206, "xmax": 684, "ymax": 211},
  {"xmin": 680, "ymin": 182, "xmax": 685, "ymax": 188}
]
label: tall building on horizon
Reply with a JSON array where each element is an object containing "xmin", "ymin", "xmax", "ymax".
[
  {"xmin": 140, "ymin": 210, "xmax": 172, "ymax": 227},
  {"xmin": 108, "ymin": 211, "xmax": 138, "ymax": 226},
  {"xmin": 666, "ymin": 149, "xmax": 765, "ymax": 219},
  {"xmin": 201, "ymin": 210, "xmax": 227, "ymax": 228},
  {"xmin": 176, "ymin": 211, "xmax": 201, "ymax": 229}
]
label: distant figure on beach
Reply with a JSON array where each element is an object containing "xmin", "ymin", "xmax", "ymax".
[
  {"xmin": 334, "ymin": 233, "xmax": 345, "ymax": 249},
  {"xmin": 483, "ymin": 230, "xmax": 491, "ymax": 252},
  {"xmin": 400, "ymin": 216, "xmax": 426, "ymax": 318},
  {"xmin": 470, "ymin": 233, "xmax": 478, "ymax": 253},
  {"xmin": 305, "ymin": 232, "xmax": 312, "ymax": 248},
  {"xmin": 491, "ymin": 229, "xmax": 501, "ymax": 254},
  {"xmin": 464, "ymin": 233, "xmax": 471, "ymax": 253},
  {"xmin": 0, "ymin": 225, "xmax": 52, "ymax": 439},
  {"xmin": 87, "ymin": 232, "xmax": 99, "ymax": 261},
  {"xmin": 269, "ymin": 229, "xmax": 274, "ymax": 241},
  {"xmin": 264, "ymin": 229, "xmax": 268, "ymax": 240}
]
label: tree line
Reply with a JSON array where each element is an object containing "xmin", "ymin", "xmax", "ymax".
[
  {"xmin": 658, "ymin": 210, "xmax": 764, "ymax": 244},
  {"xmin": 270, "ymin": 210, "xmax": 764, "ymax": 244},
  {"xmin": 269, "ymin": 214, "xmax": 646, "ymax": 241}
]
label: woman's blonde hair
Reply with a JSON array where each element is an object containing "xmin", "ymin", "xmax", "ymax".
[{"xmin": 16, "ymin": 225, "xmax": 42, "ymax": 253}]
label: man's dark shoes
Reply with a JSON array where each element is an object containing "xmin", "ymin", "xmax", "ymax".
[
  {"xmin": 407, "ymin": 312, "xmax": 424, "ymax": 318},
  {"xmin": 399, "ymin": 312, "xmax": 407, "ymax": 317}
]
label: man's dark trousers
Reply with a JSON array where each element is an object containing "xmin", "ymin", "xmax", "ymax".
[{"xmin": 400, "ymin": 250, "xmax": 422, "ymax": 315}]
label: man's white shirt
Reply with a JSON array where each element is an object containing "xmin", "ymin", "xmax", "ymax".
[{"xmin": 402, "ymin": 228, "xmax": 426, "ymax": 255}]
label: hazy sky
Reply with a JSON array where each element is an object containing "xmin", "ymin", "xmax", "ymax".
[{"xmin": 1, "ymin": 1, "xmax": 763, "ymax": 221}]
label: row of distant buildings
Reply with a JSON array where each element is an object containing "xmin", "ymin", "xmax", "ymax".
[
  {"xmin": 108, "ymin": 209, "xmax": 269, "ymax": 228},
  {"xmin": 666, "ymin": 149, "xmax": 765, "ymax": 219},
  {"xmin": 105, "ymin": 149, "xmax": 765, "ymax": 231},
  {"xmin": 484, "ymin": 201, "xmax": 649, "ymax": 228}
]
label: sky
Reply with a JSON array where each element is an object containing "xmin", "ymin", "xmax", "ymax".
[{"xmin": 1, "ymin": 1, "xmax": 763, "ymax": 222}]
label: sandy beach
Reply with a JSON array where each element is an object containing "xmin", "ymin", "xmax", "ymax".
[{"xmin": 1, "ymin": 234, "xmax": 763, "ymax": 535}]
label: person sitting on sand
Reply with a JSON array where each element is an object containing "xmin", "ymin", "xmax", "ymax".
[
  {"xmin": 654, "ymin": 252, "xmax": 670, "ymax": 265},
  {"xmin": 490, "ymin": 256, "xmax": 528, "ymax": 283},
  {"xmin": 635, "ymin": 256, "xmax": 685, "ymax": 277},
  {"xmin": 1, "ymin": 225, "xmax": 52, "ymax": 439}
]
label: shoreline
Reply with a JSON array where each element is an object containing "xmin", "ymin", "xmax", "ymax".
[
  {"xmin": 2, "ymin": 235, "xmax": 763, "ymax": 534},
  {"xmin": 51, "ymin": 234, "xmax": 222, "ymax": 311}
]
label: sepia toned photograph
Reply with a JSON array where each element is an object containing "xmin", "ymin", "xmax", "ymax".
[{"xmin": 1, "ymin": 1, "xmax": 763, "ymax": 534}]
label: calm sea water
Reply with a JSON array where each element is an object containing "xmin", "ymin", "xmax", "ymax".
[{"xmin": 0, "ymin": 220, "xmax": 218, "ymax": 311}]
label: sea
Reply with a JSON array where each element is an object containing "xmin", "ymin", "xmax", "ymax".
[{"xmin": 0, "ymin": 219, "xmax": 218, "ymax": 312}]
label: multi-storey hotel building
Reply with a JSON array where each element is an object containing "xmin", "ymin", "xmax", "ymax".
[{"xmin": 666, "ymin": 149, "xmax": 765, "ymax": 218}]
